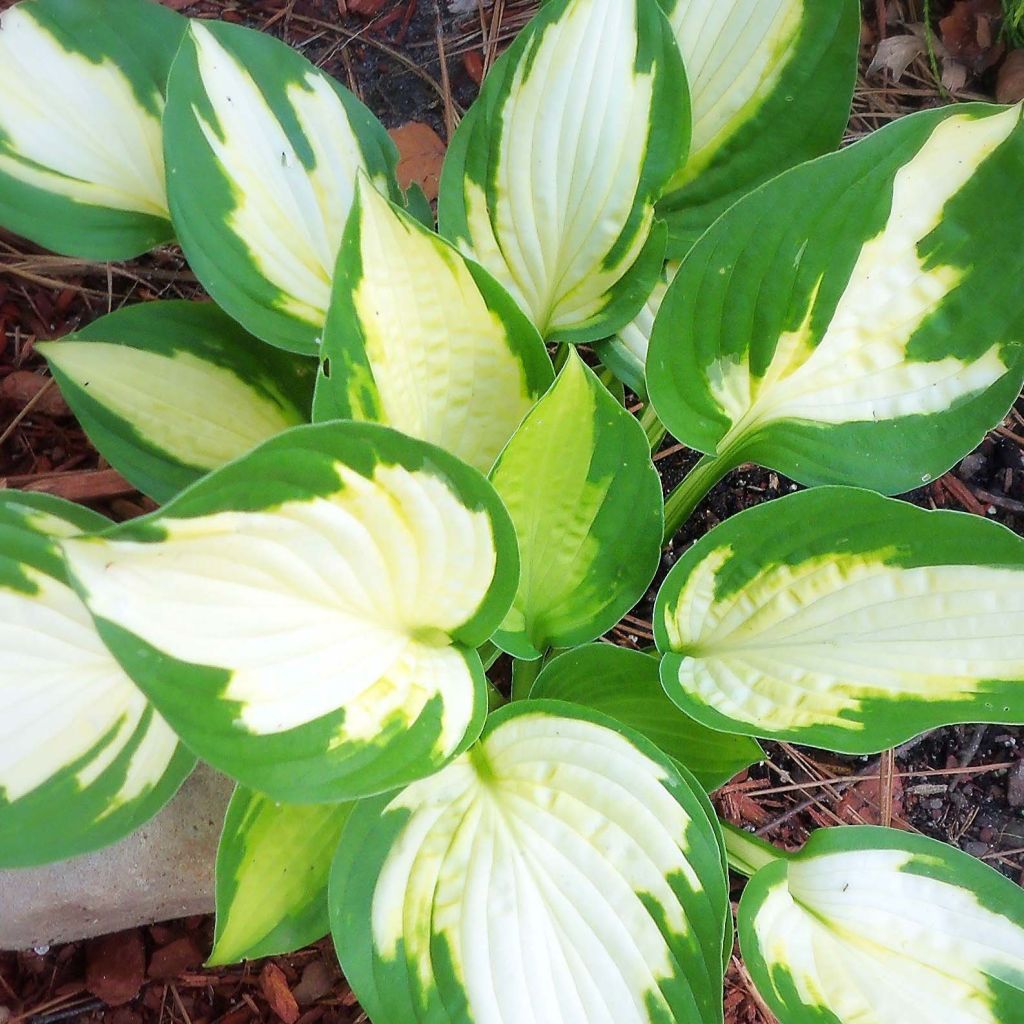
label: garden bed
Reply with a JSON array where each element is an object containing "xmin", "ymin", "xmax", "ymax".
[{"xmin": 1, "ymin": 0, "xmax": 1023, "ymax": 1022}]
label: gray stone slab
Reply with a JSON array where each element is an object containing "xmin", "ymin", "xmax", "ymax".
[{"xmin": 0, "ymin": 764, "xmax": 233, "ymax": 950}]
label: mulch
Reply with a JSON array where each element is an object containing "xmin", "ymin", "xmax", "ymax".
[{"xmin": 1, "ymin": 1, "xmax": 1023, "ymax": 1023}]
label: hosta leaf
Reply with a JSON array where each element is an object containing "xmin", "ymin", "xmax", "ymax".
[
  {"xmin": 739, "ymin": 826, "xmax": 1024, "ymax": 1024},
  {"xmin": 38, "ymin": 302, "xmax": 314, "ymax": 504},
  {"xmin": 0, "ymin": 493, "xmax": 192, "ymax": 868},
  {"xmin": 330, "ymin": 701, "xmax": 729, "ymax": 1024},
  {"xmin": 163, "ymin": 20, "xmax": 400, "ymax": 353},
  {"xmin": 0, "ymin": 0, "xmax": 183, "ymax": 259},
  {"xmin": 657, "ymin": 0, "xmax": 860, "ymax": 256},
  {"xmin": 531, "ymin": 644, "xmax": 762, "ymax": 790},
  {"xmin": 63, "ymin": 422, "xmax": 519, "ymax": 803},
  {"xmin": 438, "ymin": 0, "xmax": 688, "ymax": 343},
  {"xmin": 649, "ymin": 103, "xmax": 1024, "ymax": 494},
  {"xmin": 654, "ymin": 487, "xmax": 1024, "ymax": 754},
  {"xmin": 489, "ymin": 351, "xmax": 663, "ymax": 659},
  {"xmin": 313, "ymin": 178, "xmax": 553, "ymax": 474},
  {"xmin": 594, "ymin": 260, "xmax": 678, "ymax": 397},
  {"xmin": 209, "ymin": 785, "xmax": 353, "ymax": 965}
]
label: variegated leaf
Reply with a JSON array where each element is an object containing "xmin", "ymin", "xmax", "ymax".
[
  {"xmin": 330, "ymin": 701, "xmax": 729, "ymax": 1024},
  {"xmin": 209, "ymin": 785, "xmax": 353, "ymax": 964},
  {"xmin": 739, "ymin": 826, "xmax": 1024, "ymax": 1024},
  {"xmin": 531, "ymin": 644, "xmax": 762, "ymax": 790},
  {"xmin": 438, "ymin": 0, "xmax": 688, "ymax": 343},
  {"xmin": 163, "ymin": 20, "xmax": 400, "ymax": 353},
  {"xmin": 0, "ymin": 492, "xmax": 191, "ymax": 867},
  {"xmin": 0, "ymin": 0, "xmax": 184, "ymax": 259},
  {"xmin": 313, "ymin": 178, "xmax": 553, "ymax": 474},
  {"xmin": 594, "ymin": 260, "xmax": 678, "ymax": 396},
  {"xmin": 649, "ymin": 103, "xmax": 1024, "ymax": 495},
  {"xmin": 654, "ymin": 487, "xmax": 1024, "ymax": 754},
  {"xmin": 39, "ymin": 301, "xmax": 314, "ymax": 503},
  {"xmin": 489, "ymin": 351, "xmax": 663, "ymax": 659},
  {"xmin": 657, "ymin": 0, "xmax": 860, "ymax": 255},
  {"xmin": 63, "ymin": 423, "xmax": 519, "ymax": 803}
]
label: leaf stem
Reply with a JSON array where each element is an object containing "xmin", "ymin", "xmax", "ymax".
[
  {"xmin": 510, "ymin": 656, "xmax": 543, "ymax": 701},
  {"xmin": 638, "ymin": 402, "xmax": 667, "ymax": 451},
  {"xmin": 478, "ymin": 639, "xmax": 502, "ymax": 671},
  {"xmin": 662, "ymin": 452, "xmax": 740, "ymax": 542},
  {"xmin": 721, "ymin": 822, "xmax": 786, "ymax": 877}
]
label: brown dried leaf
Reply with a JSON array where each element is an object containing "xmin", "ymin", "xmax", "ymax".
[
  {"xmin": 388, "ymin": 122, "xmax": 447, "ymax": 202},
  {"xmin": 867, "ymin": 34, "xmax": 926, "ymax": 80},
  {"xmin": 997, "ymin": 49, "xmax": 1024, "ymax": 103},
  {"xmin": 261, "ymin": 963, "xmax": 300, "ymax": 1024},
  {"xmin": 939, "ymin": 0, "xmax": 1005, "ymax": 71},
  {"xmin": 941, "ymin": 58, "xmax": 969, "ymax": 93}
]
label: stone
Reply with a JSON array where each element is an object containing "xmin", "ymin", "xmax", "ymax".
[{"xmin": 0, "ymin": 764, "xmax": 233, "ymax": 951}]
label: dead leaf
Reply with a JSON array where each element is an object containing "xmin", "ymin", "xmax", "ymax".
[
  {"xmin": 997, "ymin": 49, "xmax": 1024, "ymax": 103},
  {"xmin": 388, "ymin": 122, "xmax": 447, "ymax": 202},
  {"xmin": 867, "ymin": 34, "xmax": 926, "ymax": 80},
  {"xmin": 261, "ymin": 963, "xmax": 300, "ymax": 1024},
  {"xmin": 85, "ymin": 930, "xmax": 146, "ymax": 1007},
  {"xmin": 940, "ymin": 0, "xmax": 1005, "ymax": 72},
  {"xmin": 941, "ymin": 58, "xmax": 969, "ymax": 92}
]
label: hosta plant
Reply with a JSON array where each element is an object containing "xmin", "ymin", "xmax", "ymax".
[{"xmin": 2, "ymin": 0, "xmax": 1024, "ymax": 1021}]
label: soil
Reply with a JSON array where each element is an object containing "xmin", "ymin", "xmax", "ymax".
[{"xmin": 1, "ymin": 0, "xmax": 1023, "ymax": 1022}]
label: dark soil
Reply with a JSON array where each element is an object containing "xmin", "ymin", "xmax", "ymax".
[{"xmin": 2, "ymin": 1, "xmax": 1023, "ymax": 1023}]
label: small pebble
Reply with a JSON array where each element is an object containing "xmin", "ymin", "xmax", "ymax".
[
  {"xmin": 964, "ymin": 841, "xmax": 989, "ymax": 858},
  {"xmin": 32, "ymin": 945, "xmax": 49, "ymax": 956}
]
